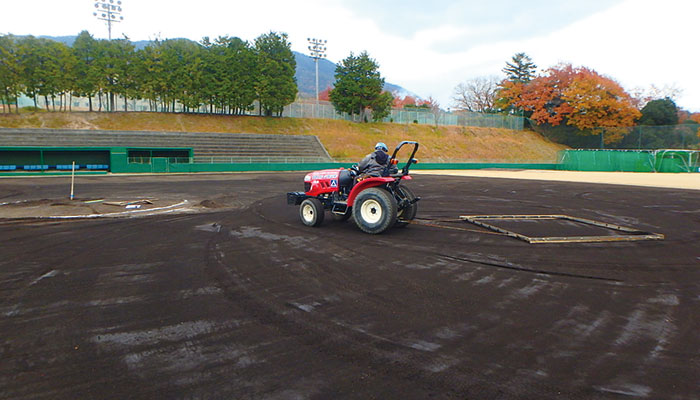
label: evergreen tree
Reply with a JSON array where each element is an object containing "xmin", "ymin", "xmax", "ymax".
[
  {"xmin": 71, "ymin": 31, "xmax": 100, "ymax": 111},
  {"xmin": 16, "ymin": 36, "xmax": 70, "ymax": 110},
  {"xmin": 2, "ymin": 31, "xmax": 301, "ymax": 116},
  {"xmin": 136, "ymin": 42, "xmax": 167, "ymax": 112},
  {"xmin": 94, "ymin": 38, "xmax": 135, "ymax": 112},
  {"xmin": 639, "ymin": 97, "xmax": 679, "ymax": 126},
  {"xmin": 329, "ymin": 51, "xmax": 387, "ymax": 122},
  {"xmin": 202, "ymin": 36, "xmax": 257, "ymax": 115},
  {"xmin": 370, "ymin": 91, "xmax": 394, "ymax": 122},
  {"xmin": 0, "ymin": 35, "xmax": 21, "ymax": 113},
  {"xmin": 254, "ymin": 31, "xmax": 297, "ymax": 116},
  {"xmin": 157, "ymin": 39, "xmax": 205, "ymax": 112},
  {"xmin": 503, "ymin": 52, "xmax": 537, "ymax": 83},
  {"xmin": 226, "ymin": 38, "xmax": 257, "ymax": 115}
]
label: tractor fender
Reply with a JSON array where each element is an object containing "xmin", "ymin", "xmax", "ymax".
[{"xmin": 346, "ymin": 177, "xmax": 395, "ymax": 207}]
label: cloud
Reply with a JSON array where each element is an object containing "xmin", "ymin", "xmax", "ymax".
[{"xmin": 1, "ymin": 0, "xmax": 698, "ymax": 111}]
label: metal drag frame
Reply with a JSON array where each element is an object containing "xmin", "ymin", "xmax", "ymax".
[{"xmin": 459, "ymin": 214, "xmax": 665, "ymax": 244}]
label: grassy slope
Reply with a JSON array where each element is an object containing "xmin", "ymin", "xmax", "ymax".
[{"xmin": 0, "ymin": 111, "xmax": 566, "ymax": 162}]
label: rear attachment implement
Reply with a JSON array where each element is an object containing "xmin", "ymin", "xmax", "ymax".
[{"xmin": 459, "ymin": 214, "xmax": 665, "ymax": 244}]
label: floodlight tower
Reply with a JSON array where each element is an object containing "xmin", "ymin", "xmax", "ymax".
[
  {"xmin": 307, "ymin": 38, "xmax": 327, "ymax": 118},
  {"xmin": 93, "ymin": 0, "xmax": 124, "ymax": 40}
]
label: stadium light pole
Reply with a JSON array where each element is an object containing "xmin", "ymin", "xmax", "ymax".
[
  {"xmin": 93, "ymin": 0, "xmax": 124, "ymax": 40},
  {"xmin": 307, "ymin": 38, "xmax": 327, "ymax": 118}
]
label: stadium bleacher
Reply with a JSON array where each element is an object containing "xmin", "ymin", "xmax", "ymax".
[{"xmin": 0, "ymin": 128, "xmax": 332, "ymax": 163}]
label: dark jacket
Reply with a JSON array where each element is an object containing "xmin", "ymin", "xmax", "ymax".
[{"xmin": 358, "ymin": 150, "xmax": 392, "ymax": 177}]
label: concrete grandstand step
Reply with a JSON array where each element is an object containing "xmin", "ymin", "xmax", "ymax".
[{"xmin": 0, "ymin": 128, "xmax": 333, "ymax": 162}]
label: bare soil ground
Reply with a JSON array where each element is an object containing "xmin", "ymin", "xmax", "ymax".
[{"xmin": 1, "ymin": 172, "xmax": 698, "ymax": 399}]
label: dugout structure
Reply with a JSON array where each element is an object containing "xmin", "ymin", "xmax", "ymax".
[
  {"xmin": 558, "ymin": 149, "xmax": 700, "ymax": 173},
  {"xmin": 0, "ymin": 147, "xmax": 192, "ymax": 174}
]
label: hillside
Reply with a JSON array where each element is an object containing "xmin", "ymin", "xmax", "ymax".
[{"xmin": 0, "ymin": 112, "xmax": 566, "ymax": 162}]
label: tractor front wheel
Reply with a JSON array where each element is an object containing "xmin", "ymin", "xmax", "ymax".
[
  {"xmin": 352, "ymin": 187, "xmax": 397, "ymax": 234},
  {"xmin": 300, "ymin": 198, "xmax": 324, "ymax": 227}
]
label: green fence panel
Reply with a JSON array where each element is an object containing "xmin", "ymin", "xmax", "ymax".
[
  {"xmin": 559, "ymin": 149, "xmax": 699, "ymax": 172},
  {"xmin": 559, "ymin": 150, "xmax": 656, "ymax": 172},
  {"xmin": 655, "ymin": 150, "xmax": 700, "ymax": 172}
]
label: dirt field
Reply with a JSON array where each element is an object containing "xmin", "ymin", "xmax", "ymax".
[
  {"xmin": 1, "ymin": 172, "xmax": 698, "ymax": 399},
  {"xmin": 414, "ymin": 170, "xmax": 700, "ymax": 191}
]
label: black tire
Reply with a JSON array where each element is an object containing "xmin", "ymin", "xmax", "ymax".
[
  {"xmin": 395, "ymin": 185, "xmax": 418, "ymax": 228},
  {"xmin": 299, "ymin": 198, "xmax": 324, "ymax": 227},
  {"xmin": 352, "ymin": 187, "xmax": 397, "ymax": 234}
]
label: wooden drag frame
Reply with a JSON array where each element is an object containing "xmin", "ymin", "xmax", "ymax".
[{"xmin": 459, "ymin": 214, "xmax": 665, "ymax": 244}]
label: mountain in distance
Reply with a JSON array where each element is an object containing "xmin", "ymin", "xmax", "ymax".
[
  {"xmin": 39, "ymin": 35, "xmax": 419, "ymax": 100},
  {"xmin": 293, "ymin": 52, "xmax": 417, "ymax": 100}
]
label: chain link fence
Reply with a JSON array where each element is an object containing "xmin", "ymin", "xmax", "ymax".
[
  {"xmin": 613, "ymin": 124, "xmax": 700, "ymax": 150},
  {"xmin": 529, "ymin": 120, "xmax": 700, "ymax": 150},
  {"xmin": 15, "ymin": 95, "xmax": 524, "ymax": 131},
  {"xmin": 282, "ymin": 101, "xmax": 524, "ymax": 130}
]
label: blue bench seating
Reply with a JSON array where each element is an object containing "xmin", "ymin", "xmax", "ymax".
[
  {"xmin": 86, "ymin": 164, "xmax": 109, "ymax": 170},
  {"xmin": 0, "ymin": 165, "xmax": 17, "ymax": 171},
  {"xmin": 23, "ymin": 165, "xmax": 49, "ymax": 170},
  {"xmin": 56, "ymin": 164, "xmax": 80, "ymax": 170}
]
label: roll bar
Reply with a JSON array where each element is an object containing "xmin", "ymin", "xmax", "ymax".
[{"xmin": 383, "ymin": 141, "xmax": 419, "ymax": 177}]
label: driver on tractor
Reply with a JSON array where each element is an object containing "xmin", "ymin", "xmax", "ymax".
[{"xmin": 352, "ymin": 142, "xmax": 397, "ymax": 181}]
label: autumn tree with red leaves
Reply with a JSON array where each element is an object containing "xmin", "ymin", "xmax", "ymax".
[
  {"xmin": 393, "ymin": 95, "xmax": 418, "ymax": 108},
  {"xmin": 318, "ymin": 86, "xmax": 332, "ymax": 101},
  {"xmin": 498, "ymin": 63, "xmax": 640, "ymax": 144},
  {"xmin": 689, "ymin": 113, "xmax": 700, "ymax": 125}
]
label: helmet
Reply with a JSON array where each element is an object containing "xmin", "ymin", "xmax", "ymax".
[{"xmin": 375, "ymin": 142, "xmax": 388, "ymax": 152}]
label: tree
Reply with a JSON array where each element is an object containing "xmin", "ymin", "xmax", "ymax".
[
  {"xmin": 254, "ymin": 31, "xmax": 297, "ymax": 116},
  {"xmin": 220, "ymin": 36, "xmax": 257, "ymax": 115},
  {"xmin": 690, "ymin": 113, "xmax": 700, "ymax": 125},
  {"xmin": 561, "ymin": 69, "xmax": 641, "ymax": 143},
  {"xmin": 96, "ymin": 38, "xmax": 135, "ymax": 112},
  {"xmin": 318, "ymin": 86, "xmax": 332, "ymax": 101},
  {"xmin": 0, "ymin": 35, "xmax": 21, "ymax": 113},
  {"xmin": 639, "ymin": 98, "xmax": 679, "ymax": 126},
  {"xmin": 72, "ymin": 31, "xmax": 101, "ymax": 111},
  {"xmin": 393, "ymin": 95, "xmax": 418, "ymax": 108},
  {"xmin": 135, "ymin": 42, "xmax": 167, "ymax": 112},
  {"xmin": 15, "ymin": 36, "xmax": 71, "ymax": 111},
  {"xmin": 158, "ymin": 39, "xmax": 205, "ymax": 112},
  {"xmin": 500, "ymin": 63, "xmax": 640, "ymax": 145},
  {"xmin": 452, "ymin": 76, "xmax": 499, "ymax": 113},
  {"xmin": 369, "ymin": 91, "xmax": 393, "ymax": 122},
  {"xmin": 503, "ymin": 52, "xmax": 537, "ymax": 83},
  {"xmin": 1, "ymin": 30, "xmax": 325, "ymax": 117},
  {"xmin": 329, "ymin": 51, "xmax": 387, "ymax": 122},
  {"xmin": 425, "ymin": 96, "xmax": 442, "ymax": 126}
]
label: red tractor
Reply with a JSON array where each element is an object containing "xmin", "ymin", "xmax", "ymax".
[{"xmin": 287, "ymin": 141, "xmax": 420, "ymax": 234}]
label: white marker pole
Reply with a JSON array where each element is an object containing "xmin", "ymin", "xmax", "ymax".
[{"xmin": 70, "ymin": 161, "xmax": 75, "ymax": 200}]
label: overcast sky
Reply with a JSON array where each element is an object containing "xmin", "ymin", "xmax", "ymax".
[{"xmin": 2, "ymin": 0, "xmax": 699, "ymax": 112}]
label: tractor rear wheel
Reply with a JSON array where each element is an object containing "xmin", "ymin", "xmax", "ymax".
[
  {"xmin": 300, "ymin": 198, "xmax": 324, "ymax": 227},
  {"xmin": 352, "ymin": 187, "xmax": 397, "ymax": 234},
  {"xmin": 395, "ymin": 185, "xmax": 418, "ymax": 228}
]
